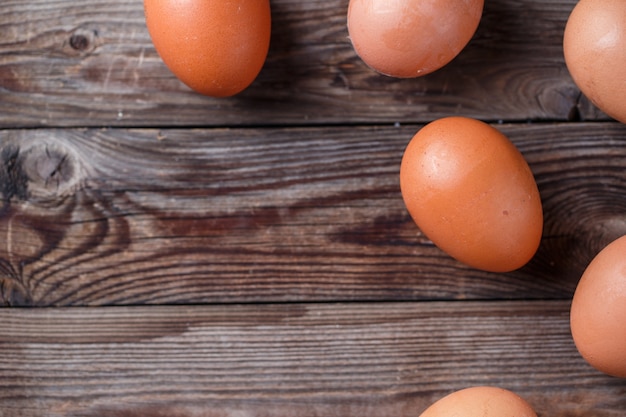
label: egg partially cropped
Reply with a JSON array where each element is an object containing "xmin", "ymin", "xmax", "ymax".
[
  {"xmin": 570, "ymin": 234, "xmax": 626, "ymax": 378},
  {"xmin": 400, "ymin": 117, "xmax": 543, "ymax": 272},
  {"xmin": 563, "ymin": 0, "xmax": 626, "ymax": 123},
  {"xmin": 144, "ymin": 0, "xmax": 271, "ymax": 97},
  {"xmin": 419, "ymin": 386, "xmax": 537, "ymax": 417},
  {"xmin": 347, "ymin": 0, "xmax": 484, "ymax": 78}
]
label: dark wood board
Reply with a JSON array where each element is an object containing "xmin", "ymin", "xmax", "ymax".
[
  {"xmin": 0, "ymin": 0, "xmax": 607, "ymax": 128},
  {"xmin": 2, "ymin": 0, "xmax": 626, "ymax": 415},
  {"xmin": 1, "ymin": 301, "xmax": 625, "ymax": 417},
  {"xmin": 1, "ymin": 122, "xmax": 626, "ymax": 306}
]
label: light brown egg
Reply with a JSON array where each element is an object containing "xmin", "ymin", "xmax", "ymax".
[
  {"xmin": 419, "ymin": 386, "xmax": 537, "ymax": 417},
  {"xmin": 144, "ymin": 0, "xmax": 271, "ymax": 97},
  {"xmin": 347, "ymin": 0, "xmax": 484, "ymax": 78},
  {"xmin": 570, "ymin": 235, "xmax": 626, "ymax": 378},
  {"xmin": 563, "ymin": 0, "xmax": 626, "ymax": 123},
  {"xmin": 399, "ymin": 117, "xmax": 543, "ymax": 272}
]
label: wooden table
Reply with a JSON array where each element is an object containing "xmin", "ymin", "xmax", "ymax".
[{"xmin": 1, "ymin": 1, "xmax": 625, "ymax": 416}]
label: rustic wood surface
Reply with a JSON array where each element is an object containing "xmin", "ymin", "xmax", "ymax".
[
  {"xmin": 0, "ymin": 0, "xmax": 607, "ymax": 127},
  {"xmin": 1, "ymin": 123, "xmax": 626, "ymax": 306},
  {"xmin": 1, "ymin": 0, "xmax": 626, "ymax": 416},
  {"xmin": 2, "ymin": 301, "xmax": 626, "ymax": 417}
]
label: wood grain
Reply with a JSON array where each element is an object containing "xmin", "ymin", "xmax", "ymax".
[
  {"xmin": 0, "ymin": 0, "xmax": 607, "ymax": 128},
  {"xmin": 2, "ymin": 1, "xmax": 625, "ymax": 416},
  {"xmin": 1, "ymin": 300, "xmax": 625, "ymax": 417},
  {"xmin": 1, "ymin": 122, "xmax": 625, "ymax": 306}
]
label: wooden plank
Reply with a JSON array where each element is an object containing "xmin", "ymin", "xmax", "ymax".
[
  {"xmin": 1, "ymin": 122, "xmax": 625, "ymax": 306},
  {"xmin": 0, "ymin": 300, "xmax": 624, "ymax": 417},
  {"xmin": 0, "ymin": 0, "xmax": 606, "ymax": 128}
]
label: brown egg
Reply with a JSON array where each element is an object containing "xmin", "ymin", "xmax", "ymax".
[
  {"xmin": 347, "ymin": 0, "xmax": 484, "ymax": 78},
  {"xmin": 563, "ymin": 0, "xmax": 626, "ymax": 123},
  {"xmin": 570, "ymin": 235, "xmax": 626, "ymax": 378},
  {"xmin": 419, "ymin": 386, "xmax": 537, "ymax": 417},
  {"xmin": 399, "ymin": 117, "xmax": 543, "ymax": 272},
  {"xmin": 144, "ymin": 0, "xmax": 271, "ymax": 97}
]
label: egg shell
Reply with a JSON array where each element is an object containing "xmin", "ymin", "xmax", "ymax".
[
  {"xmin": 563, "ymin": 0, "xmax": 626, "ymax": 123},
  {"xmin": 144, "ymin": 0, "xmax": 271, "ymax": 97},
  {"xmin": 570, "ymin": 234, "xmax": 626, "ymax": 378},
  {"xmin": 347, "ymin": 0, "xmax": 484, "ymax": 78},
  {"xmin": 399, "ymin": 117, "xmax": 543, "ymax": 272},
  {"xmin": 419, "ymin": 386, "xmax": 537, "ymax": 417}
]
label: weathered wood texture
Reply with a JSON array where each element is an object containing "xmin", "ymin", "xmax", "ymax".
[
  {"xmin": 1, "ymin": 301, "xmax": 625, "ymax": 417},
  {"xmin": 2, "ymin": 1, "xmax": 626, "ymax": 415},
  {"xmin": 0, "ymin": 0, "xmax": 607, "ymax": 128},
  {"xmin": 1, "ymin": 122, "xmax": 625, "ymax": 306}
]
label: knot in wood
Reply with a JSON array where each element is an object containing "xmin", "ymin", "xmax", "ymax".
[
  {"xmin": 0, "ymin": 136, "xmax": 85, "ymax": 206},
  {"xmin": 21, "ymin": 144, "xmax": 79, "ymax": 202},
  {"xmin": 67, "ymin": 27, "xmax": 98, "ymax": 55},
  {"xmin": 69, "ymin": 34, "xmax": 90, "ymax": 51}
]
